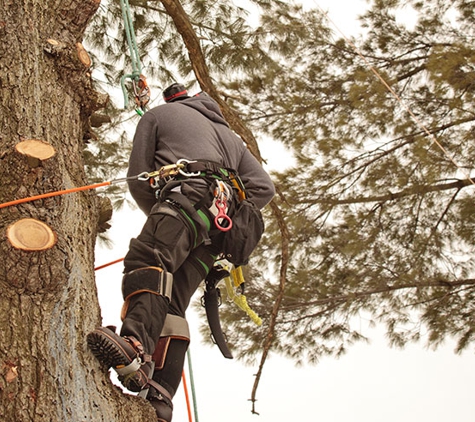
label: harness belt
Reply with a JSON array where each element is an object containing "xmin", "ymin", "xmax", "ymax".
[
  {"xmin": 149, "ymin": 159, "xmax": 247, "ymax": 202},
  {"xmin": 183, "ymin": 160, "xmax": 247, "ymax": 201}
]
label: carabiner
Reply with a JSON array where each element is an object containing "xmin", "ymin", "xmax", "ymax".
[
  {"xmin": 137, "ymin": 171, "xmax": 151, "ymax": 181},
  {"xmin": 214, "ymin": 199, "xmax": 233, "ymax": 232},
  {"xmin": 177, "ymin": 158, "xmax": 201, "ymax": 177}
]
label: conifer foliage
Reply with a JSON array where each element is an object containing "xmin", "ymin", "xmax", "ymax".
[{"xmin": 86, "ymin": 1, "xmax": 475, "ymax": 368}]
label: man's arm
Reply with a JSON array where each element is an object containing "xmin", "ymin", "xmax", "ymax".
[
  {"xmin": 127, "ymin": 112, "xmax": 159, "ymax": 214},
  {"xmin": 237, "ymin": 149, "xmax": 275, "ymax": 209}
]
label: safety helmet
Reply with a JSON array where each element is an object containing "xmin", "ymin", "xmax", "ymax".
[{"xmin": 163, "ymin": 83, "xmax": 189, "ymax": 103}]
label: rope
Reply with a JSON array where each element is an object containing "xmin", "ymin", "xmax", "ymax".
[
  {"xmin": 94, "ymin": 258, "xmax": 124, "ymax": 271},
  {"xmin": 0, "ymin": 173, "xmax": 149, "ymax": 210},
  {"xmin": 186, "ymin": 349, "xmax": 200, "ymax": 422},
  {"xmin": 119, "ymin": 0, "xmax": 150, "ymax": 113},
  {"xmin": 0, "ymin": 181, "xmax": 111, "ymax": 210},
  {"xmin": 120, "ymin": 0, "xmax": 142, "ymax": 76},
  {"xmin": 181, "ymin": 370, "xmax": 193, "ymax": 422}
]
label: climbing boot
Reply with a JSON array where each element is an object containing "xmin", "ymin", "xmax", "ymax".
[{"xmin": 86, "ymin": 326, "xmax": 153, "ymax": 392}]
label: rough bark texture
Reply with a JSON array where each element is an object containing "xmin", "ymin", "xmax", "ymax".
[{"xmin": 0, "ymin": 1, "xmax": 154, "ymax": 421}]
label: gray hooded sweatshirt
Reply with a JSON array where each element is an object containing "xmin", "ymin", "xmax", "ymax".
[{"xmin": 127, "ymin": 94, "xmax": 275, "ymax": 215}]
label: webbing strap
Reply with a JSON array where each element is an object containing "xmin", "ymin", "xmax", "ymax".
[
  {"xmin": 184, "ymin": 160, "xmax": 246, "ymax": 201},
  {"xmin": 166, "ymin": 192, "xmax": 212, "ymax": 246}
]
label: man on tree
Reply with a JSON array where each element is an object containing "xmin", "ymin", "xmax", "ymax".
[{"xmin": 87, "ymin": 83, "xmax": 275, "ymax": 421}]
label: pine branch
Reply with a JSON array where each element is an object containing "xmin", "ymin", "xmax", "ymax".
[
  {"xmin": 281, "ymin": 278, "xmax": 475, "ymax": 313},
  {"xmin": 307, "ymin": 178, "xmax": 474, "ymax": 206}
]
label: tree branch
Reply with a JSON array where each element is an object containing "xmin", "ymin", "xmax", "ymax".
[
  {"xmin": 281, "ymin": 278, "xmax": 475, "ymax": 312},
  {"xmin": 307, "ymin": 178, "xmax": 474, "ymax": 206}
]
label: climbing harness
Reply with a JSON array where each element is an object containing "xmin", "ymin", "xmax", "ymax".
[
  {"xmin": 119, "ymin": 0, "xmax": 150, "ymax": 114},
  {"xmin": 146, "ymin": 159, "xmax": 245, "ymax": 235}
]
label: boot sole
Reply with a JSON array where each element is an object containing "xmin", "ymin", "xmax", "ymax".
[
  {"xmin": 86, "ymin": 328, "xmax": 148, "ymax": 392},
  {"xmin": 87, "ymin": 328, "xmax": 135, "ymax": 368}
]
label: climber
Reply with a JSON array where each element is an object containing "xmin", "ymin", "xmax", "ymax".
[{"xmin": 87, "ymin": 83, "xmax": 275, "ymax": 421}]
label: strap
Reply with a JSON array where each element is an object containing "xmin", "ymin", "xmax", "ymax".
[
  {"xmin": 160, "ymin": 314, "xmax": 190, "ymax": 339},
  {"xmin": 166, "ymin": 192, "xmax": 212, "ymax": 246},
  {"xmin": 122, "ymin": 267, "xmax": 173, "ymax": 302},
  {"xmin": 184, "ymin": 160, "xmax": 230, "ymax": 178},
  {"xmin": 182, "ymin": 160, "xmax": 246, "ymax": 200},
  {"xmin": 202, "ymin": 267, "xmax": 233, "ymax": 359},
  {"xmin": 137, "ymin": 360, "xmax": 156, "ymax": 399},
  {"xmin": 146, "ymin": 379, "xmax": 174, "ymax": 406}
]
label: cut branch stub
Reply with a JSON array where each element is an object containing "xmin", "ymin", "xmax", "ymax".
[
  {"xmin": 15, "ymin": 139, "xmax": 56, "ymax": 167},
  {"xmin": 76, "ymin": 42, "xmax": 91, "ymax": 68},
  {"xmin": 7, "ymin": 218, "xmax": 57, "ymax": 251}
]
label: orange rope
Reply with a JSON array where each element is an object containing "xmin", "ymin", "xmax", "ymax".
[
  {"xmin": 94, "ymin": 258, "xmax": 124, "ymax": 271},
  {"xmin": 0, "ymin": 181, "xmax": 112, "ymax": 209},
  {"xmin": 182, "ymin": 370, "xmax": 193, "ymax": 422}
]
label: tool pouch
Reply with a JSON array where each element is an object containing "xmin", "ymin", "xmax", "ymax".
[{"xmin": 221, "ymin": 199, "xmax": 264, "ymax": 266}]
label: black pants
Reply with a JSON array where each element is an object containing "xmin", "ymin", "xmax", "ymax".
[{"xmin": 120, "ymin": 198, "xmax": 221, "ymax": 396}]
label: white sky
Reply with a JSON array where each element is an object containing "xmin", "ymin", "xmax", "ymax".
[{"xmin": 94, "ymin": 1, "xmax": 475, "ymax": 421}]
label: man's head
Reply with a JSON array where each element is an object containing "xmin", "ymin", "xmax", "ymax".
[{"xmin": 163, "ymin": 83, "xmax": 189, "ymax": 103}]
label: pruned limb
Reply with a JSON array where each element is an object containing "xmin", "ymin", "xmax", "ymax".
[
  {"xmin": 7, "ymin": 218, "xmax": 57, "ymax": 251},
  {"xmin": 76, "ymin": 42, "xmax": 92, "ymax": 68},
  {"xmin": 15, "ymin": 139, "xmax": 56, "ymax": 167},
  {"xmin": 44, "ymin": 38, "xmax": 109, "ymax": 117}
]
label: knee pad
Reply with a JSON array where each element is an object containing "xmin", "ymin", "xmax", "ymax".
[
  {"xmin": 120, "ymin": 267, "xmax": 173, "ymax": 320},
  {"xmin": 151, "ymin": 315, "xmax": 190, "ymax": 397},
  {"xmin": 152, "ymin": 314, "xmax": 190, "ymax": 371}
]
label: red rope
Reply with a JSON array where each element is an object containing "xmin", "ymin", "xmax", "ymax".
[
  {"xmin": 182, "ymin": 370, "xmax": 193, "ymax": 422},
  {"xmin": 94, "ymin": 258, "xmax": 124, "ymax": 271}
]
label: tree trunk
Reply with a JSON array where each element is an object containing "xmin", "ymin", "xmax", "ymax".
[{"xmin": 0, "ymin": 1, "xmax": 154, "ymax": 420}]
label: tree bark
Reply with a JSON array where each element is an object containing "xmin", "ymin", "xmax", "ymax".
[{"xmin": 0, "ymin": 1, "xmax": 153, "ymax": 420}]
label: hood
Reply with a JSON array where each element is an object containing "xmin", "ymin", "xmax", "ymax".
[{"xmin": 178, "ymin": 94, "xmax": 229, "ymax": 127}]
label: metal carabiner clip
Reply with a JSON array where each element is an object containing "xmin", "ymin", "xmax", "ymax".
[
  {"xmin": 137, "ymin": 171, "xmax": 152, "ymax": 181},
  {"xmin": 177, "ymin": 158, "xmax": 201, "ymax": 177}
]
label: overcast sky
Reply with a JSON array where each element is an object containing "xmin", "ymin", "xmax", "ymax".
[{"xmin": 94, "ymin": 1, "xmax": 475, "ymax": 421}]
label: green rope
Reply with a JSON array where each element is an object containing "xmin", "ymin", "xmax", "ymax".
[
  {"xmin": 120, "ymin": 0, "xmax": 142, "ymax": 75},
  {"xmin": 186, "ymin": 349, "xmax": 200, "ymax": 422},
  {"xmin": 119, "ymin": 0, "xmax": 144, "ymax": 111}
]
